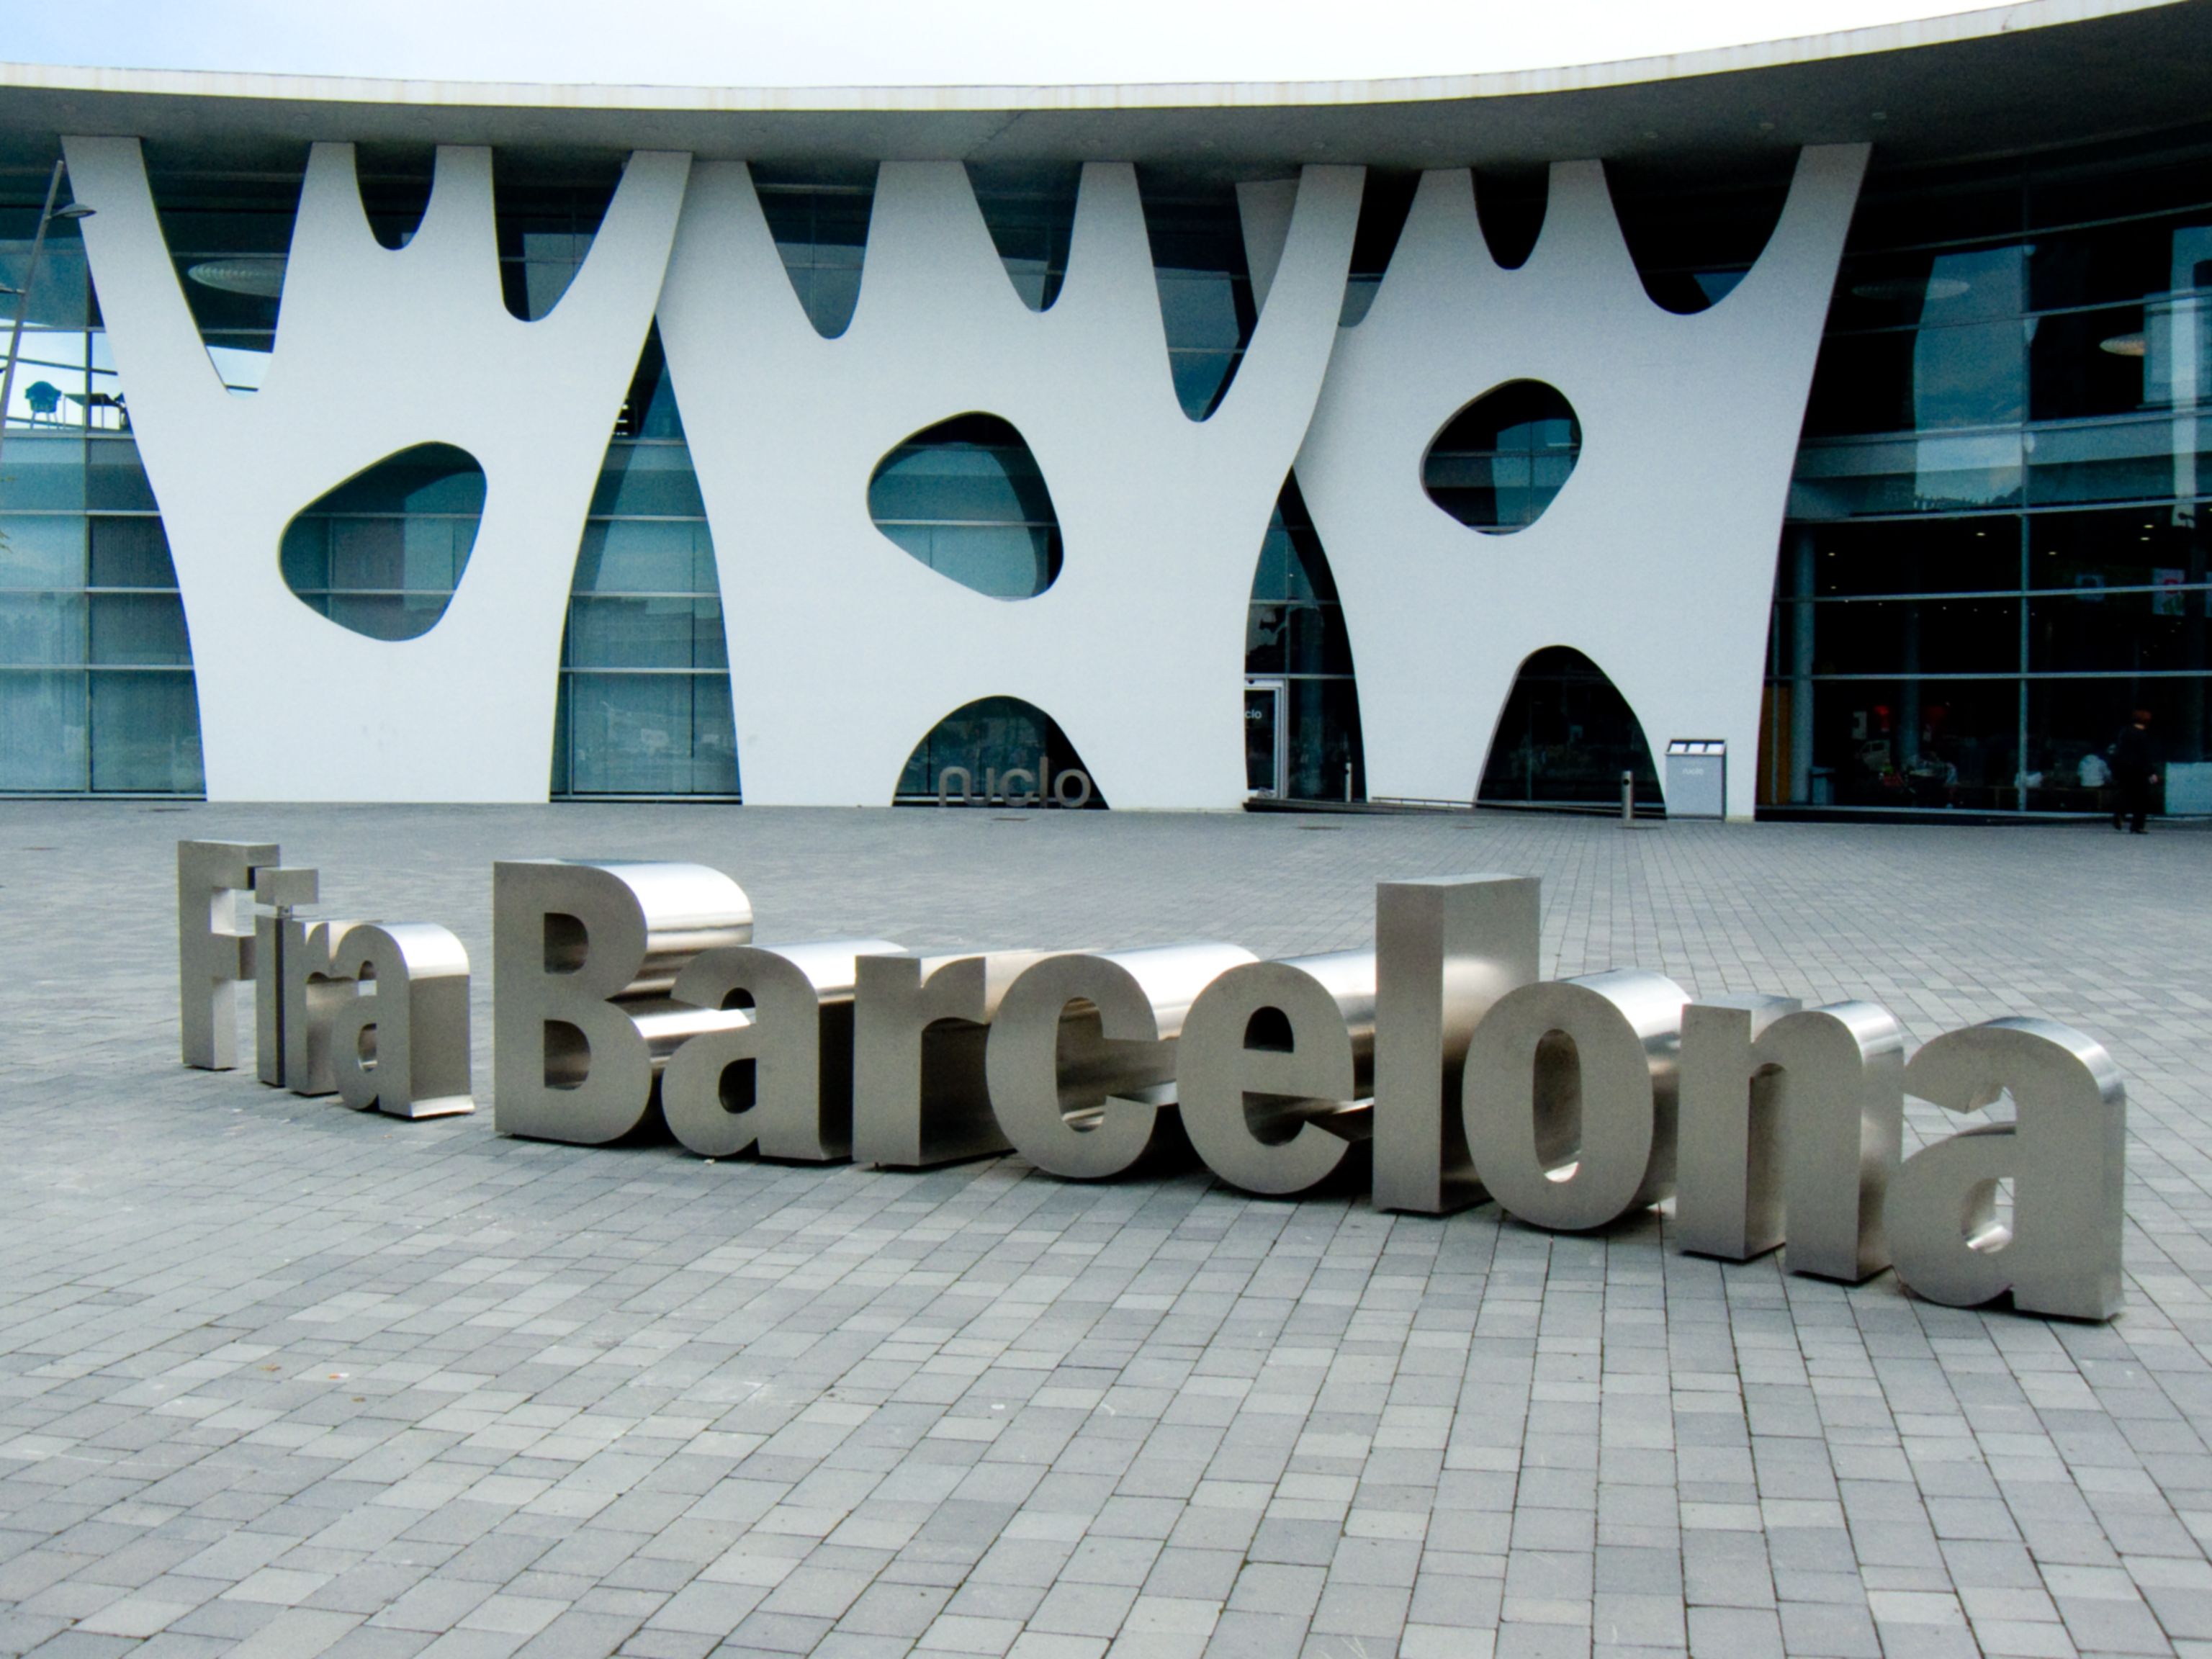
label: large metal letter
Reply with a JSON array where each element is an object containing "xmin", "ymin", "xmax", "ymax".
[
  {"xmin": 661, "ymin": 938, "xmax": 902, "ymax": 1161},
  {"xmin": 852, "ymin": 950, "xmax": 1046, "ymax": 1169},
  {"xmin": 1887, "ymin": 1018, "xmax": 2126, "ymax": 1321},
  {"xmin": 1373, "ymin": 876, "xmax": 1539, "ymax": 1214},
  {"xmin": 327, "ymin": 922, "xmax": 475, "ymax": 1118},
  {"xmin": 1676, "ymin": 998, "xmax": 1905, "ymax": 1280},
  {"xmin": 987, "ymin": 943, "xmax": 1256, "ymax": 1179},
  {"xmin": 1462, "ymin": 970, "xmax": 1686, "ymax": 1231},
  {"xmin": 178, "ymin": 839, "xmax": 279, "ymax": 1069},
  {"xmin": 492, "ymin": 860, "xmax": 752, "ymax": 1143},
  {"xmin": 1178, "ymin": 950, "xmax": 1375, "ymax": 1196},
  {"xmin": 280, "ymin": 917, "xmax": 369, "ymax": 1097},
  {"xmin": 252, "ymin": 866, "xmax": 320, "ymax": 1087}
]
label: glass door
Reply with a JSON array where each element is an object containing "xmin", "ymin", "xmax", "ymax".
[{"xmin": 1245, "ymin": 678, "xmax": 1286, "ymax": 797}]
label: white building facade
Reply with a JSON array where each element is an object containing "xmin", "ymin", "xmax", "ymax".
[{"xmin": 4, "ymin": 0, "xmax": 2210, "ymax": 818}]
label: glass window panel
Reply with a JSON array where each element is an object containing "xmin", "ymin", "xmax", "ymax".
[
  {"xmin": 1169, "ymin": 351, "xmax": 1237, "ymax": 420},
  {"xmin": 89, "ymin": 670, "xmax": 202, "ymax": 793},
  {"xmin": 1812, "ymin": 597, "xmax": 2022, "ymax": 675},
  {"xmin": 1790, "ymin": 434, "xmax": 2024, "ymax": 518},
  {"xmin": 571, "ymin": 518, "xmax": 711, "ymax": 594},
  {"xmin": 2030, "ymin": 305, "xmax": 2153, "ymax": 421},
  {"xmin": 323, "ymin": 593, "xmax": 446, "ymax": 642},
  {"xmin": 0, "ymin": 670, "xmax": 85, "ymax": 790},
  {"xmin": 0, "ymin": 431, "xmax": 86, "ymax": 511},
  {"xmin": 1477, "ymin": 648, "xmax": 1662, "ymax": 808},
  {"xmin": 0, "ymin": 593, "xmax": 82, "ymax": 665},
  {"xmin": 563, "ymin": 672, "xmax": 737, "ymax": 795},
  {"xmin": 90, "ymin": 593, "xmax": 191, "ymax": 666},
  {"xmin": 2026, "ymin": 416, "xmax": 2212, "ymax": 505},
  {"xmin": 1285, "ymin": 677, "xmax": 1364, "ymax": 803},
  {"xmin": 588, "ymin": 444, "xmax": 708, "ymax": 518},
  {"xmin": 2026, "ymin": 678, "xmax": 2210, "ymax": 814},
  {"xmin": 0, "ymin": 516, "xmax": 85, "ymax": 588},
  {"xmin": 85, "ymin": 439, "xmax": 158, "ymax": 512},
  {"xmin": 89, "ymin": 516, "xmax": 176, "ymax": 588},
  {"xmin": 2031, "ymin": 215, "xmax": 2212, "ymax": 313},
  {"xmin": 1245, "ymin": 603, "xmax": 1287, "ymax": 673},
  {"xmin": 1283, "ymin": 605, "xmax": 1354, "ymax": 675},
  {"xmin": 565, "ymin": 597, "xmax": 718, "ymax": 670},
  {"xmin": 1794, "ymin": 517, "xmax": 2021, "ymax": 595},
  {"xmin": 2028, "ymin": 506, "xmax": 2208, "ymax": 589},
  {"xmin": 2029, "ymin": 588, "xmax": 2211, "ymax": 673},
  {"xmin": 1802, "ymin": 676, "xmax": 2021, "ymax": 810}
]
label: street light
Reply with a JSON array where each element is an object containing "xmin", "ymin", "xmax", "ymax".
[{"xmin": 0, "ymin": 157, "xmax": 94, "ymax": 477}]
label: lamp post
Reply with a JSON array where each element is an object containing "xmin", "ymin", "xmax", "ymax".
[{"xmin": 0, "ymin": 156, "xmax": 94, "ymax": 476}]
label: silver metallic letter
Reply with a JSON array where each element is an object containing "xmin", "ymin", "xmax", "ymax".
[
  {"xmin": 986, "ymin": 943, "xmax": 1256, "ymax": 1179},
  {"xmin": 280, "ymin": 917, "xmax": 369, "ymax": 1097},
  {"xmin": 1373, "ymin": 876, "xmax": 1538, "ymax": 1214},
  {"xmin": 1676, "ymin": 999, "xmax": 1905, "ymax": 1281},
  {"xmin": 661, "ymin": 938, "xmax": 902, "ymax": 1161},
  {"xmin": 177, "ymin": 838, "xmax": 279, "ymax": 1069},
  {"xmin": 492, "ymin": 860, "xmax": 752, "ymax": 1143},
  {"xmin": 1462, "ymin": 970, "xmax": 1686, "ymax": 1231},
  {"xmin": 1178, "ymin": 951, "xmax": 1375, "ymax": 1196},
  {"xmin": 1886, "ymin": 1018, "xmax": 2126, "ymax": 1321},
  {"xmin": 252, "ymin": 866, "xmax": 320, "ymax": 1086},
  {"xmin": 854, "ymin": 951, "xmax": 1051, "ymax": 1167},
  {"xmin": 327, "ymin": 923, "xmax": 475, "ymax": 1118}
]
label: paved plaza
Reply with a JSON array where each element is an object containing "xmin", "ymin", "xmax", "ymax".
[{"xmin": 1, "ymin": 801, "xmax": 2210, "ymax": 1659}]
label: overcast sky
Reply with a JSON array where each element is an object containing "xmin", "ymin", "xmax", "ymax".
[{"xmin": 0, "ymin": 0, "xmax": 2032, "ymax": 86}]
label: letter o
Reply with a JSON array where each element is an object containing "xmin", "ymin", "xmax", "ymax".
[
  {"xmin": 1053, "ymin": 769, "xmax": 1093, "ymax": 809},
  {"xmin": 1462, "ymin": 970, "xmax": 1686, "ymax": 1231}
]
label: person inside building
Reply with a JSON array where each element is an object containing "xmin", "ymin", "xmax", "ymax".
[{"xmin": 2110, "ymin": 709, "xmax": 2162, "ymax": 835}]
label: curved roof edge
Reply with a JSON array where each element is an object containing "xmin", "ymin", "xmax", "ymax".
[{"xmin": 0, "ymin": 0, "xmax": 2179, "ymax": 114}]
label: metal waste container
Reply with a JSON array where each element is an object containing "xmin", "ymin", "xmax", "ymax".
[{"xmin": 1664, "ymin": 739, "xmax": 1726, "ymax": 819}]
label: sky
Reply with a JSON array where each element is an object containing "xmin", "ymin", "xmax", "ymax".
[{"xmin": 0, "ymin": 0, "xmax": 2038, "ymax": 87}]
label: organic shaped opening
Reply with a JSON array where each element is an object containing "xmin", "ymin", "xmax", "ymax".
[
  {"xmin": 1424, "ymin": 381, "xmax": 1582, "ymax": 533},
  {"xmin": 1473, "ymin": 166, "xmax": 1550, "ymax": 271},
  {"xmin": 1605, "ymin": 157, "xmax": 1792, "ymax": 315},
  {"xmin": 1137, "ymin": 171, "xmax": 1256, "ymax": 418},
  {"xmin": 552, "ymin": 366, "xmax": 738, "ymax": 799},
  {"xmin": 156, "ymin": 150, "xmax": 302, "ymax": 396},
  {"xmin": 355, "ymin": 142, "xmax": 435, "ymax": 251},
  {"xmin": 869, "ymin": 414, "xmax": 1062, "ymax": 599},
  {"xmin": 896, "ymin": 696, "xmax": 1105, "ymax": 807},
  {"xmin": 753, "ymin": 165, "xmax": 876, "ymax": 339},
  {"xmin": 1245, "ymin": 474, "xmax": 1365, "ymax": 803},
  {"xmin": 279, "ymin": 443, "xmax": 485, "ymax": 642},
  {"xmin": 1339, "ymin": 171, "xmax": 1419, "ymax": 326},
  {"xmin": 1478, "ymin": 647, "xmax": 1662, "ymax": 810},
  {"xmin": 495, "ymin": 153, "xmax": 619, "ymax": 321},
  {"xmin": 969, "ymin": 162, "xmax": 1081, "ymax": 311}
]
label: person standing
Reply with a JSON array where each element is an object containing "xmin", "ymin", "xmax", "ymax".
[{"xmin": 2110, "ymin": 708, "xmax": 2162, "ymax": 834}]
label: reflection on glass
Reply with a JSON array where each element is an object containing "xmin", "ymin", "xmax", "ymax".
[
  {"xmin": 279, "ymin": 444, "xmax": 485, "ymax": 642},
  {"xmin": 1478, "ymin": 647, "xmax": 1660, "ymax": 809},
  {"xmin": 1423, "ymin": 381, "xmax": 1581, "ymax": 532},
  {"xmin": 1245, "ymin": 476, "xmax": 1363, "ymax": 801},
  {"xmin": 896, "ymin": 696, "xmax": 1101, "ymax": 804},
  {"xmin": 1138, "ymin": 179, "xmax": 1256, "ymax": 419},
  {"xmin": 754, "ymin": 173, "xmax": 874, "ymax": 339},
  {"xmin": 868, "ymin": 415, "xmax": 1061, "ymax": 599}
]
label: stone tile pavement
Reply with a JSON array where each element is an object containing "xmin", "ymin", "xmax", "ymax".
[{"xmin": 0, "ymin": 799, "xmax": 2208, "ymax": 1659}]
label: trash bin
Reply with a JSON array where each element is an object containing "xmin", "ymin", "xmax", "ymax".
[{"xmin": 1664, "ymin": 739, "xmax": 1726, "ymax": 819}]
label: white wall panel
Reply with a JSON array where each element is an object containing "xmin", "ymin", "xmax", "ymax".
[
  {"xmin": 66, "ymin": 137, "xmax": 689, "ymax": 802},
  {"xmin": 656, "ymin": 161, "xmax": 1360, "ymax": 809},
  {"xmin": 1295, "ymin": 145, "xmax": 1867, "ymax": 817}
]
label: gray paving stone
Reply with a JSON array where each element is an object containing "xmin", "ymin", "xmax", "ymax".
[{"xmin": 3, "ymin": 804, "xmax": 2212, "ymax": 1658}]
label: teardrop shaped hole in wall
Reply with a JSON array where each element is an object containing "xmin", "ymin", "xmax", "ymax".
[
  {"xmin": 1473, "ymin": 166, "xmax": 1550, "ymax": 271},
  {"xmin": 1478, "ymin": 647, "xmax": 1662, "ymax": 811},
  {"xmin": 1423, "ymin": 382, "xmax": 1581, "ymax": 534},
  {"xmin": 752, "ymin": 162, "xmax": 876, "ymax": 339},
  {"xmin": 895, "ymin": 696, "xmax": 1106, "ymax": 807},
  {"xmin": 869, "ymin": 413, "xmax": 1063, "ymax": 599},
  {"xmin": 354, "ymin": 142, "xmax": 435, "ymax": 251},
  {"xmin": 1605, "ymin": 153, "xmax": 1794, "ymax": 314},
  {"xmin": 279, "ymin": 443, "xmax": 485, "ymax": 642},
  {"xmin": 1136, "ymin": 166, "xmax": 1256, "ymax": 419},
  {"xmin": 494, "ymin": 150, "xmax": 619, "ymax": 321},
  {"xmin": 1339, "ymin": 169, "xmax": 1419, "ymax": 325},
  {"xmin": 968, "ymin": 161, "xmax": 1082, "ymax": 312}
]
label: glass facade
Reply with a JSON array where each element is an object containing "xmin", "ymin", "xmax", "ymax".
[
  {"xmin": 1766, "ymin": 131, "xmax": 2212, "ymax": 814},
  {"xmin": 11, "ymin": 134, "xmax": 2212, "ymax": 814},
  {"xmin": 1245, "ymin": 477, "xmax": 1365, "ymax": 802},
  {"xmin": 868, "ymin": 415, "xmax": 1063, "ymax": 598}
]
